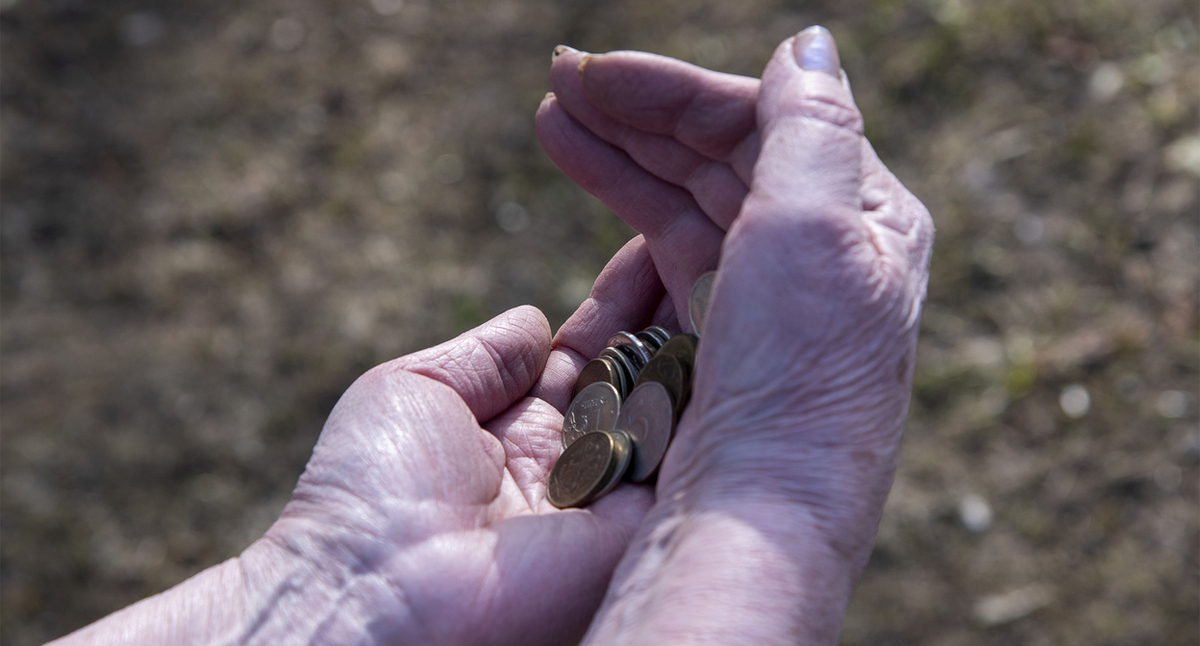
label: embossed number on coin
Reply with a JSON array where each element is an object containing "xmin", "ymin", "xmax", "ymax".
[
  {"xmin": 617, "ymin": 381, "xmax": 676, "ymax": 483},
  {"xmin": 562, "ymin": 381, "xmax": 620, "ymax": 448}
]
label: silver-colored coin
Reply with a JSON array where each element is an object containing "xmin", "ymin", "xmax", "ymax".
[
  {"xmin": 617, "ymin": 381, "xmax": 676, "ymax": 483},
  {"xmin": 612, "ymin": 343, "xmax": 648, "ymax": 373},
  {"xmin": 607, "ymin": 331, "xmax": 653, "ymax": 365},
  {"xmin": 642, "ymin": 326, "xmax": 673, "ymax": 348},
  {"xmin": 599, "ymin": 347, "xmax": 638, "ymax": 396},
  {"xmin": 635, "ymin": 331, "xmax": 664, "ymax": 354},
  {"xmin": 562, "ymin": 382, "xmax": 621, "ymax": 448},
  {"xmin": 688, "ymin": 271, "xmax": 717, "ymax": 336}
]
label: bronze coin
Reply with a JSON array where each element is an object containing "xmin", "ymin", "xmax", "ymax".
[
  {"xmin": 688, "ymin": 271, "xmax": 716, "ymax": 336},
  {"xmin": 634, "ymin": 352, "xmax": 687, "ymax": 413},
  {"xmin": 573, "ymin": 356, "xmax": 623, "ymax": 400},
  {"xmin": 561, "ymin": 382, "xmax": 621, "ymax": 449},
  {"xmin": 547, "ymin": 430, "xmax": 632, "ymax": 508},
  {"xmin": 547, "ymin": 431, "xmax": 617, "ymax": 508},
  {"xmin": 607, "ymin": 331, "xmax": 653, "ymax": 365},
  {"xmin": 616, "ymin": 382, "xmax": 676, "ymax": 483},
  {"xmin": 599, "ymin": 347, "xmax": 638, "ymax": 396},
  {"xmin": 593, "ymin": 429, "xmax": 633, "ymax": 499},
  {"xmin": 656, "ymin": 333, "xmax": 698, "ymax": 385}
]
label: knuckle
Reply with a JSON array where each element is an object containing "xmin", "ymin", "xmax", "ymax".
[{"xmin": 796, "ymin": 96, "xmax": 864, "ymax": 135}]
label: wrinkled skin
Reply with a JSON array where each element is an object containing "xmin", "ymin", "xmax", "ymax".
[{"xmin": 54, "ymin": 28, "xmax": 931, "ymax": 646}]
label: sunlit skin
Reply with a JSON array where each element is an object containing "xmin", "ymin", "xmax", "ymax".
[{"xmin": 53, "ymin": 27, "xmax": 932, "ymax": 646}]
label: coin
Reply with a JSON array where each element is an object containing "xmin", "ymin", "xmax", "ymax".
[
  {"xmin": 642, "ymin": 326, "xmax": 673, "ymax": 347},
  {"xmin": 607, "ymin": 331, "xmax": 654, "ymax": 365},
  {"xmin": 636, "ymin": 330, "xmax": 664, "ymax": 354},
  {"xmin": 616, "ymin": 382, "xmax": 676, "ymax": 483},
  {"xmin": 573, "ymin": 356, "xmax": 623, "ymax": 400},
  {"xmin": 594, "ymin": 429, "xmax": 633, "ymax": 499},
  {"xmin": 547, "ymin": 429, "xmax": 632, "ymax": 508},
  {"xmin": 656, "ymin": 333, "xmax": 698, "ymax": 385},
  {"xmin": 599, "ymin": 346, "xmax": 639, "ymax": 395},
  {"xmin": 635, "ymin": 352, "xmax": 688, "ymax": 413},
  {"xmin": 688, "ymin": 271, "xmax": 716, "ymax": 336},
  {"xmin": 561, "ymin": 381, "xmax": 621, "ymax": 448},
  {"xmin": 612, "ymin": 343, "xmax": 649, "ymax": 373}
]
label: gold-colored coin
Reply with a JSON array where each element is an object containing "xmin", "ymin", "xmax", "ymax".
[
  {"xmin": 656, "ymin": 333, "xmax": 698, "ymax": 386},
  {"xmin": 547, "ymin": 430, "xmax": 632, "ymax": 509},
  {"xmin": 573, "ymin": 356, "xmax": 625, "ymax": 400},
  {"xmin": 634, "ymin": 352, "xmax": 688, "ymax": 413},
  {"xmin": 561, "ymin": 382, "xmax": 621, "ymax": 448},
  {"xmin": 594, "ymin": 429, "xmax": 633, "ymax": 499}
]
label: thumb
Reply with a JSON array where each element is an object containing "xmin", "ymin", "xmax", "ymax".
[
  {"xmin": 391, "ymin": 305, "xmax": 552, "ymax": 425},
  {"xmin": 751, "ymin": 26, "xmax": 864, "ymax": 217}
]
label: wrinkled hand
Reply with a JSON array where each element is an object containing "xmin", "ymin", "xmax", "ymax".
[
  {"xmin": 537, "ymin": 26, "xmax": 933, "ymax": 643},
  {"xmin": 251, "ymin": 305, "xmax": 655, "ymax": 645}
]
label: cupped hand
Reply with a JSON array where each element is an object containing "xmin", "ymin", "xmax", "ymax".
[
  {"xmin": 536, "ymin": 27, "xmax": 933, "ymax": 644},
  {"xmin": 251, "ymin": 305, "xmax": 655, "ymax": 645}
]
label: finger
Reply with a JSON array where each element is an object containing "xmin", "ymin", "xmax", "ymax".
[
  {"xmin": 550, "ymin": 48, "xmax": 748, "ymax": 230},
  {"xmin": 751, "ymin": 26, "xmax": 864, "ymax": 218},
  {"xmin": 390, "ymin": 305, "xmax": 552, "ymax": 425},
  {"xmin": 576, "ymin": 50, "xmax": 761, "ymax": 182},
  {"xmin": 536, "ymin": 95, "xmax": 723, "ymax": 329},
  {"xmin": 859, "ymin": 138, "xmax": 936, "ymax": 275},
  {"xmin": 530, "ymin": 236, "xmax": 664, "ymax": 411}
]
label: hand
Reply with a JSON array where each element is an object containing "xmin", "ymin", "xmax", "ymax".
[
  {"xmin": 247, "ymin": 305, "xmax": 658, "ymax": 644},
  {"xmin": 536, "ymin": 26, "xmax": 933, "ymax": 643},
  {"xmin": 53, "ymin": 305, "xmax": 661, "ymax": 646}
]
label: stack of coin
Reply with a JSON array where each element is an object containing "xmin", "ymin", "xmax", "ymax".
[{"xmin": 548, "ymin": 271, "xmax": 715, "ymax": 509}]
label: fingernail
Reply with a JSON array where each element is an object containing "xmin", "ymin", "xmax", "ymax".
[
  {"xmin": 553, "ymin": 44, "xmax": 577, "ymax": 62},
  {"xmin": 794, "ymin": 26, "xmax": 840, "ymax": 78},
  {"xmin": 577, "ymin": 54, "xmax": 592, "ymax": 77},
  {"xmin": 544, "ymin": 91, "xmax": 555, "ymax": 102}
]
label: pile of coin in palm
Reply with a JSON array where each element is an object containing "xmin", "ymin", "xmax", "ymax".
[{"xmin": 547, "ymin": 271, "xmax": 715, "ymax": 509}]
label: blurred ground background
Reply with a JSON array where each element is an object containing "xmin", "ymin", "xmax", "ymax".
[{"xmin": 1, "ymin": 0, "xmax": 1196, "ymax": 643}]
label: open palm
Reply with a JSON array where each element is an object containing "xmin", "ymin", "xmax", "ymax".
[{"xmin": 260, "ymin": 304, "xmax": 654, "ymax": 645}]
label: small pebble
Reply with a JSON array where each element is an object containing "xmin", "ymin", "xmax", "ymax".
[
  {"xmin": 1156, "ymin": 390, "xmax": 1187, "ymax": 419},
  {"xmin": 1060, "ymin": 384, "xmax": 1090, "ymax": 419},
  {"xmin": 959, "ymin": 493, "xmax": 993, "ymax": 533}
]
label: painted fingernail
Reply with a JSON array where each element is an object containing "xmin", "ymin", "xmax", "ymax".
[
  {"xmin": 794, "ymin": 26, "xmax": 840, "ymax": 78},
  {"xmin": 553, "ymin": 44, "xmax": 578, "ymax": 62}
]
